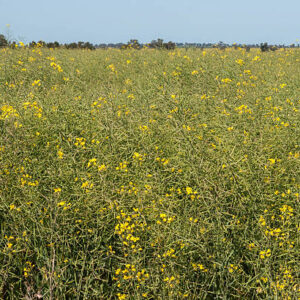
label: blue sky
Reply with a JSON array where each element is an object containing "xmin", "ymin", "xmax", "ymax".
[{"xmin": 0, "ymin": 0, "xmax": 299, "ymax": 44}]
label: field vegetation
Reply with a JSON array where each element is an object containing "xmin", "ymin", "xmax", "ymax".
[{"xmin": 0, "ymin": 44, "xmax": 299, "ymax": 299}]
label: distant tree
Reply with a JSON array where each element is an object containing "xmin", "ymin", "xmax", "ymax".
[
  {"xmin": 78, "ymin": 41, "xmax": 84, "ymax": 48},
  {"xmin": 63, "ymin": 41, "xmax": 95, "ymax": 50},
  {"xmin": 164, "ymin": 41, "xmax": 176, "ymax": 50},
  {"xmin": 29, "ymin": 41, "xmax": 37, "ymax": 48},
  {"xmin": 0, "ymin": 34, "xmax": 8, "ymax": 47},
  {"xmin": 157, "ymin": 38, "xmax": 164, "ymax": 48},
  {"xmin": 98, "ymin": 43, "xmax": 108, "ymax": 49},
  {"xmin": 260, "ymin": 42, "xmax": 269, "ymax": 52},
  {"xmin": 149, "ymin": 39, "xmax": 163, "ymax": 49},
  {"xmin": 82, "ymin": 42, "xmax": 95, "ymax": 50},
  {"xmin": 66, "ymin": 42, "xmax": 78, "ymax": 49},
  {"xmin": 46, "ymin": 41, "xmax": 60, "ymax": 48},
  {"xmin": 149, "ymin": 39, "xmax": 175, "ymax": 50},
  {"xmin": 37, "ymin": 40, "xmax": 46, "ymax": 47},
  {"xmin": 46, "ymin": 42, "xmax": 54, "ymax": 48}
]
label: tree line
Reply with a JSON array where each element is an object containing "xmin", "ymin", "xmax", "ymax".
[{"xmin": 0, "ymin": 34, "xmax": 299, "ymax": 51}]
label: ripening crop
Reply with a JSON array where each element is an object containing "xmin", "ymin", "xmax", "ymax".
[{"xmin": 0, "ymin": 44, "xmax": 299, "ymax": 299}]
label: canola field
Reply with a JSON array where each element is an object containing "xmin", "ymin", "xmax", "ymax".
[{"xmin": 0, "ymin": 45, "xmax": 299, "ymax": 299}]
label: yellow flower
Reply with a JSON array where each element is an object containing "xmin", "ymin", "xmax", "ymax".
[
  {"xmin": 54, "ymin": 187, "xmax": 61, "ymax": 193},
  {"xmin": 259, "ymin": 216, "xmax": 266, "ymax": 226},
  {"xmin": 248, "ymin": 243, "xmax": 255, "ymax": 250},
  {"xmin": 259, "ymin": 249, "xmax": 271, "ymax": 259},
  {"xmin": 186, "ymin": 187, "xmax": 193, "ymax": 195},
  {"xmin": 87, "ymin": 158, "xmax": 97, "ymax": 167},
  {"xmin": 32, "ymin": 79, "xmax": 41, "ymax": 87},
  {"xmin": 221, "ymin": 78, "xmax": 232, "ymax": 83},
  {"xmin": 235, "ymin": 59, "xmax": 244, "ymax": 65},
  {"xmin": 252, "ymin": 56, "xmax": 261, "ymax": 61},
  {"xmin": 268, "ymin": 158, "xmax": 276, "ymax": 164},
  {"xmin": 98, "ymin": 164, "xmax": 107, "ymax": 171},
  {"xmin": 117, "ymin": 293, "xmax": 127, "ymax": 300},
  {"xmin": 57, "ymin": 150, "xmax": 64, "ymax": 159}
]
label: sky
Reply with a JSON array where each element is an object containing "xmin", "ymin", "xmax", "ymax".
[{"xmin": 0, "ymin": 0, "xmax": 299, "ymax": 45}]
